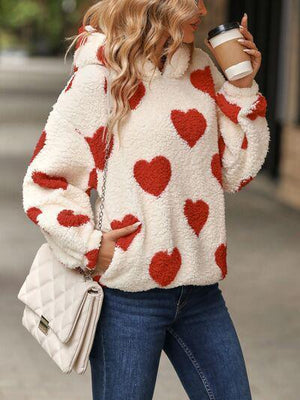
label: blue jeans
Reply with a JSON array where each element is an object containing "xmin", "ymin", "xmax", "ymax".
[{"xmin": 89, "ymin": 283, "xmax": 252, "ymax": 400}]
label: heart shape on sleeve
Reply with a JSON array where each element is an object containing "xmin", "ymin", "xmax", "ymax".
[
  {"xmin": 57, "ymin": 209, "xmax": 90, "ymax": 227},
  {"xmin": 211, "ymin": 153, "xmax": 223, "ymax": 187}
]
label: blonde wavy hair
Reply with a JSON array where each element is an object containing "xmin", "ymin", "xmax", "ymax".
[{"xmin": 65, "ymin": 0, "xmax": 199, "ymax": 142}]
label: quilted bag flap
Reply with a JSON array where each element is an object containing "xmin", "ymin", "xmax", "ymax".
[{"xmin": 18, "ymin": 243, "xmax": 102, "ymax": 343}]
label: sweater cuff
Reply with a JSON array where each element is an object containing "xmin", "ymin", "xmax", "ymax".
[
  {"xmin": 221, "ymin": 79, "xmax": 259, "ymax": 99},
  {"xmin": 81, "ymin": 228, "xmax": 103, "ymax": 270}
]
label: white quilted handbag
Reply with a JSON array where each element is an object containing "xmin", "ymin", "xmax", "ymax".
[
  {"xmin": 17, "ymin": 243, "xmax": 104, "ymax": 374},
  {"xmin": 17, "ymin": 74, "xmax": 112, "ymax": 373}
]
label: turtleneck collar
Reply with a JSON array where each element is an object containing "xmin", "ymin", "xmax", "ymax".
[
  {"xmin": 140, "ymin": 43, "xmax": 192, "ymax": 80},
  {"xmin": 74, "ymin": 32, "xmax": 191, "ymax": 80}
]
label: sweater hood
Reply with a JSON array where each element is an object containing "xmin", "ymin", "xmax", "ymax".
[{"xmin": 73, "ymin": 29, "xmax": 192, "ymax": 80}]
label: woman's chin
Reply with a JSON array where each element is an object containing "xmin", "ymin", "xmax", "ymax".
[{"xmin": 183, "ymin": 33, "xmax": 196, "ymax": 44}]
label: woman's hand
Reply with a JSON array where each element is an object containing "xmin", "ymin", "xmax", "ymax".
[
  {"xmin": 95, "ymin": 221, "xmax": 142, "ymax": 272},
  {"xmin": 205, "ymin": 13, "xmax": 262, "ymax": 88}
]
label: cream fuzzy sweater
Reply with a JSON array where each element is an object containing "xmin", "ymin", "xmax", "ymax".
[{"xmin": 22, "ymin": 32, "xmax": 270, "ymax": 291}]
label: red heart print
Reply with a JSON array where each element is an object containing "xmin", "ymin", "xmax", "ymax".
[
  {"xmin": 246, "ymin": 94, "xmax": 267, "ymax": 120},
  {"xmin": 87, "ymin": 168, "xmax": 98, "ymax": 195},
  {"xmin": 104, "ymin": 77, "xmax": 107, "ymax": 94},
  {"xmin": 218, "ymin": 133, "xmax": 225, "ymax": 166},
  {"xmin": 171, "ymin": 109, "xmax": 207, "ymax": 148},
  {"xmin": 32, "ymin": 171, "xmax": 68, "ymax": 190},
  {"xmin": 241, "ymin": 134, "xmax": 248, "ymax": 149},
  {"xmin": 129, "ymin": 81, "xmax": 146, "ymax": 110},
  {"xmin": 96, "ymin": 45, "xmax": 106, "ymax": 66},
  {"xmin": 26, "ymin": 207, "xmax": 42, "ymax": 224},
  {"xmin": 216, "ymin": 93, "xmax": 241, "ymax": 124},
  {"xmin": 237, "ymin": 176, "xmax": 253, "ymax": 191},
  {"xmin": 110, "ymin": 214, "xmax": 141, "ymax": 251},
  {"xmin": 215, "ymin": 243, "xmax": 227, "ymax": 279},
  {"xmin": 134, "ymin": 155, "xmax": 171, "ymax": 196},
  {"xmin": 211, "ymin": 153, "xmax": 223, "ymax": 187},
  {"xmin": 184, "ymin": 199, "xmax": 209, "ymax": 236},
  {"xmin": 64, "ymin": 74, "xmax": 75, "ymax": 93},
  {"xmin": 190, "ymin": 66, "xmax": 216, "ymax": 99},
  {"xmin": 85, "ymin": 126, "xmax": 114, "ymax": 170},
  {"xmin": 149, "ymin": 247, "xmax": 181, "ymax": 287},
  {"xmin": 29, "ymin": 130, "xmax": 46, "ymax": 164},
  {"xmin": 85, "ymin": 248, "xmax": 99, "ymax": 270},
  {"xmin": 57, "ymin": 209, "xmax": 90, "ymax": 227}
]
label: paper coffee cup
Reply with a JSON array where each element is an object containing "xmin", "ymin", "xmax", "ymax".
[{"xmin": 208, "ymin": 22, "xmax": 253, "ymax": 81}]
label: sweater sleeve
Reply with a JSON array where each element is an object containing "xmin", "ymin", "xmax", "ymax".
[
  {"xmin": 22, "ymin": 64, "xmax": 109, "ymax": 271},
  {"xmin": 206, "ymin": 52, "xmax": 270, "ymax": 193}
]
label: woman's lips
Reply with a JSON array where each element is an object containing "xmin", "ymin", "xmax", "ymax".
[
  {"xmin": 190, "ymin": 20, "xmax": 200, "ymax": 30},
  {"xmin": 190, "ymin": 23, "xmax": 199, "ymax": 31}
]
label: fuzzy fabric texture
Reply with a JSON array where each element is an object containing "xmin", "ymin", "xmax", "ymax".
[{"xmin": 22, "ymin": 32, "xmax": 270, "ymax": 291}]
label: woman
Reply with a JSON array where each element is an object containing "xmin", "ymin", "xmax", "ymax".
[{"xmin": 22, "ymin": 0, "xmax": 270, "ymax": 399}]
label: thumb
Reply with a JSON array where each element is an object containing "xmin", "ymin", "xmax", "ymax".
[
  {"xmin": 109, "ymin": 221, "xmax": 142, "ymax": 240},
  {"xmin": 204, "ymin": 38, "xmax": 215, "ymax": 56},
  {"xmin": 204, "ymin": 38, "xmax": 212, "ymax": 49}
]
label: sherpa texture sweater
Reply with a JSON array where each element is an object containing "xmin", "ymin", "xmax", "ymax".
[{"xmin": 22, "ymin": 32, "xmax": 270, "ymax": 292}]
